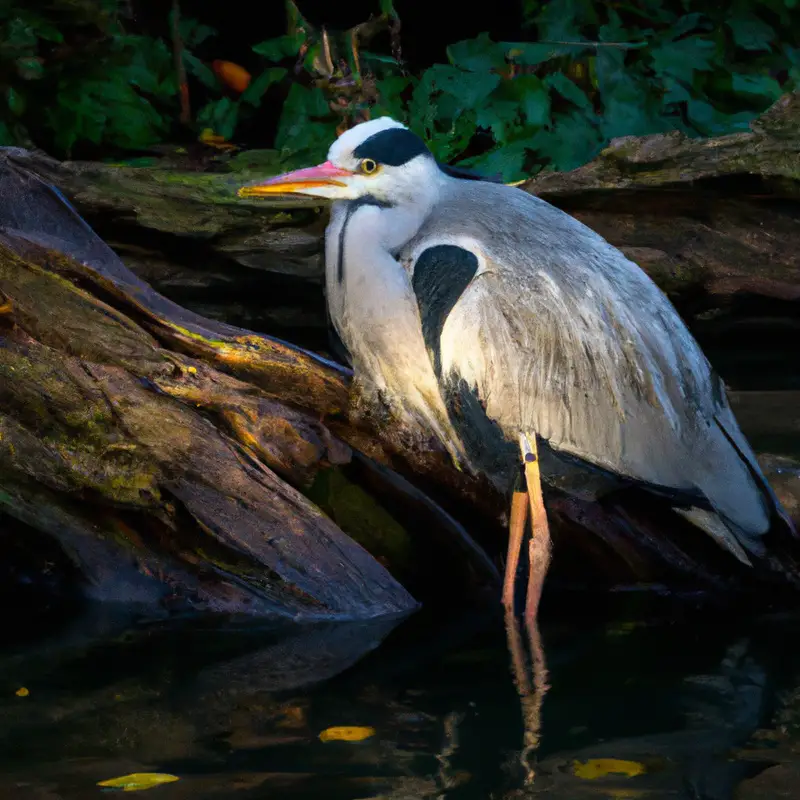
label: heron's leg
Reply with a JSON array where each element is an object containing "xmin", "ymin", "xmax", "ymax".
[
  {"xmin": 502, "ymin": 469, "xmax": 529, "ymax": 612},
  {"xmin": 519, "ymin": 433, "xmax": 552, "ymax": 624}
]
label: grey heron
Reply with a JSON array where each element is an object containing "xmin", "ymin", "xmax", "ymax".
[{"xmin": 239, "ymin": 116, "xmax": 794, "ymax": 622}]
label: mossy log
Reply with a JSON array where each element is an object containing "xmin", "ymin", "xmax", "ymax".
[
  {"xmin": 1, "ymin": 96, "xmax": 800, "ymax": 621},
  {"xmin": 0, "ymin": 157, "xmax": 506, "ymax": 622},
  {"xmin": 6, "ymin": 94, "xmax": 800, "ymax": 333}
]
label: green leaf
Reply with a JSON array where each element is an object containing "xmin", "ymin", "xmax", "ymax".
[
  {"xmin": 184, "ymin": 52, "xmax": 218, "ymax": 90},
  {"xmin": 197, "ymin": 97, "xmax": 240, "ymax": 140},
  {"xmin": 536, "ymin": 0, "xmax": 596, "ymax": 41},
  {"xmin": 545, "ymin": 72, "xmax": 592, "ymax": 110},
  {"xmin": 428, "ymin": 114, "xmax": 476, "ymax": 162},
  {"xmin": 668, "ymin": 12, "xmax": 708, "ymax": 39},
  {"xmin": 476, "ymin": 101, "xmax": 521, "ymax": 142},
  {"xmin": 514, "ymin": 76, "xmax": 550, "ymax": 126},
  {"xmin": 686, "ymin": 99, "xmax": 756, "ymax": 134},
  {"xmin": 275, "ymin": 84, "xmax": 336, "ymax": 156},
  {"xmin": 6, "ymin": 87, "xmax": 25, "ymax": 116},
  {"xmin": 6, "ymin": 18, "xmax": 37, "ymax": 49},
  {"xmin": 459, "ymin": 141, "xmax": 528, "ymax": 182},
  {"xmin": 240, "ymin": 67, "xmax": 287, "ymax": 106},
  {"xmin": 447, "ymin": 33, "xmax": 506, "ymax": 72},
  {"xmin": 601, "ymin": 96, "xmax": 665, "ymax": 139},
  {"xmin": 731, "ymin": 73, "xmax": 783, "ymax": 101},
  {"xmin": 594, "ymin": 47, "xmax": 663, "ymax": 136},
  {"xmin": 649, "ymin": 36, "xmax": 717, "ymax": 84},
  {"xmin": 361, "ymin": 51, "xmax": 401, "ymax": 65},
  {"xmin": 15, "ymin": 56, "xmax": 43, "ymax": 80},
  {"xmin": 426, "ymin": 64, "xmax": 500, "ymax": 108},
  {"xmin": 374, "ymin": 75, "xmax": 413, "ymax": 120},
  {"xmin": 530, "ymin": 110, "xmax": 601, "ymax": 171},
  {"xmin": 661, "ymin": 77, "xmax": 691, "ymax": 104},
  {"xmin": 253, "ymin": 34, "xmax": 302, "ymax": 61},
  {"xmin": 407, "ymin": 75, "xmax": 440, "ymax": 139},
  {"xmin": 726, "ymin": 13, "xmax": 776, "ymax": 52},
  {"xmin": 175, "ymin": 15, "xmax": 216, "ymax": 48},
  {"xmin": 34, "ymin": 22, "xmax": 63, "ymax": 43}
]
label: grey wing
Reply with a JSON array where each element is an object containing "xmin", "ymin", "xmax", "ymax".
[{"xmin": 408, "ymin": 228, "xmax": 787, "ymax": 562}]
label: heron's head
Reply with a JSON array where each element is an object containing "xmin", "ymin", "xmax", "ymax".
[{"xmin": 238, "ymin": 117, "xmax": 445, "ymax": 205}]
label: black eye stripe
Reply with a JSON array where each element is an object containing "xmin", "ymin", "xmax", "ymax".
[{"xmin": 353, "ymin": 128, "xmax": 430, "ymax": 167}]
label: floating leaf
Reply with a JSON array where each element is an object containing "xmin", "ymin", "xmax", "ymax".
[
  {"xmin": 319, "ymin": 725, "xmax": 376, "ymax": 743},
  {"xmin": 15, "ymin": 687, "xmax": 29, "ymax": 697},
  {"xmin": 97, "ymin": 773, "xmax": 179, "ymax": 792},
  {"xmin": 572, "ymin": 758, "xmax": 646, "ymax": 779}
]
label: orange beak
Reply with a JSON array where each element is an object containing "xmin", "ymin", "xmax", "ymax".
[{"xmin": 237, "ymin": 161, "xmax": 355, "ymax": 197}]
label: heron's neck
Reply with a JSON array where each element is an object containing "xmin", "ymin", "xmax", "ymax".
[{"xmin": 351, "ymin": 194, "xmax": 436, "ymax": 255}]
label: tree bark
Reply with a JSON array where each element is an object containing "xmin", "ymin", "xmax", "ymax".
[{"xmin": 1, "ymin": 94, "xmax": 800, "ymax": 619}]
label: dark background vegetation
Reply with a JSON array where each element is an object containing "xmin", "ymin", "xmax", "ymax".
[{"xmin": 1, "ymin": 0, "xmax": 798, "ymax": 180}]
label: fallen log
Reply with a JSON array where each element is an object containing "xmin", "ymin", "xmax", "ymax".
[{"xmin": 1, "ymin": 95, "xmax": 799, "ymax": 620}]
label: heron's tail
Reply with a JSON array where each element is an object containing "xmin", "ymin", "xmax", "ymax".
[{"xmin": 682, "ymin": 406, "xmax": 796, "ymax": 564}]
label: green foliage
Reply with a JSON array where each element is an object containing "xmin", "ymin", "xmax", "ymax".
[
  {"xmin": 376, "ymin": 0, "xmax": 799, "ymax": 179},
  {"xmin": 0, "ymin": 0, "xmax": 797, "ymax": 178},
  {"xmin": 0, "ymin": 3, "xmax": 179, "ymax": 153}
]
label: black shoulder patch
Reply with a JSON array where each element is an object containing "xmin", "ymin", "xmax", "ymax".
[
  {"xmin": 353, "ymin": 128, "xmax": 430, "ymax": 167},
  {"xmin": 412, "ymin": 244, "xmax": 478, "ymax": 377}
]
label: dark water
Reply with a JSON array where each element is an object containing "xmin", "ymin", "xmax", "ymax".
[{"xmin": 3, "ymin": 602, "xmax": 800, "ymax": 800}]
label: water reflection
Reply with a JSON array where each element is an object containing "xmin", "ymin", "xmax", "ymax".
[{"xmin": 2, "ymin": 605, "xmax": 800, "ymax": 799}]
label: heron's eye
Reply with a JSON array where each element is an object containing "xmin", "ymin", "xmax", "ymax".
[{"xmin": 360, "ymin": 158, "xmax": 380, "ymax": 175}]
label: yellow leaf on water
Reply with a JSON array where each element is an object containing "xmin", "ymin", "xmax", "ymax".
[
  {"xmin": 96, "ymin": 773, "xmax": 179, "ymax": 792},
  {"xmin": 15, "ymin": 687, "xmax": 29, "ymax": 697},
  {"xmin": 319, "ymin": 725, "xmax": 375, "ymax": 743},
  {"xmin": 572, "ymin": 758, "xmax": 646, "ymax": 780}
]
